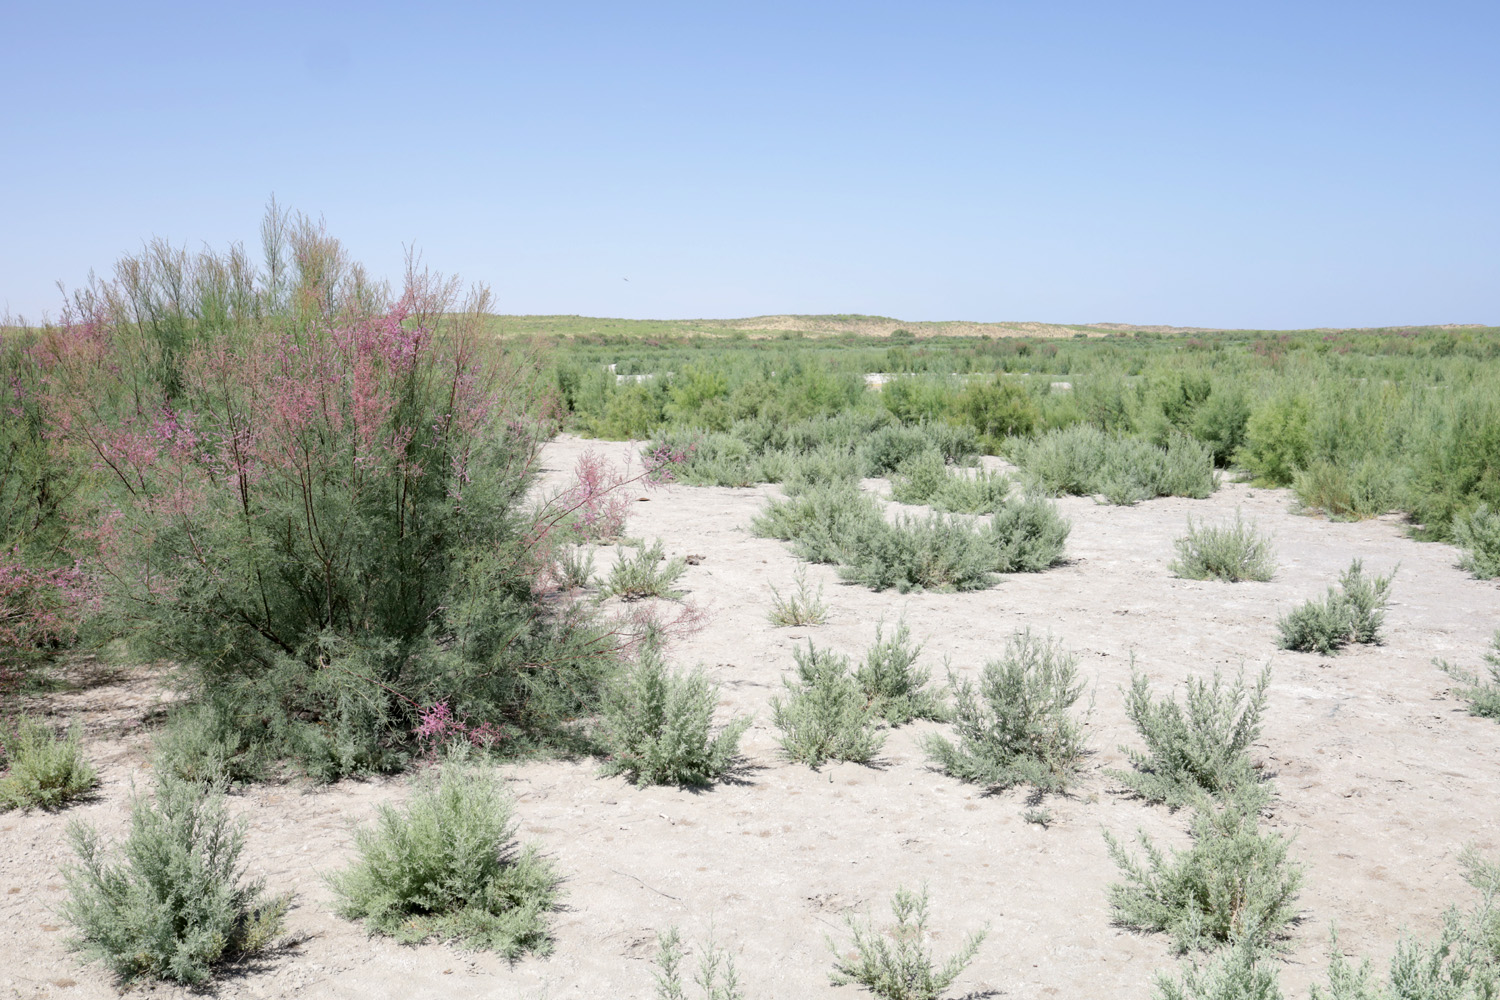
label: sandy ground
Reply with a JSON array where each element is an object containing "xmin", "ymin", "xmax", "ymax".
[{"xmin": 4, "ymin": 434, "xmax": 1499, "ymax": 999}]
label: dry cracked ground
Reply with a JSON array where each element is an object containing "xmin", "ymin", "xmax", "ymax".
[{"xmin": 4, "ymin": 434, "xmax": 1498, "ymax": 999}]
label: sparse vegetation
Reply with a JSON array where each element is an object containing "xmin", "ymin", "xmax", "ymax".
[
  {"xmin": 598, "ymin": 649, "xmax": 750, "ymax": 787},
  {"xmin": 922, "ymin": 629, "xmax": 1090, "ymax": 793},
  {"xmin": 1277, "ymin": 560, "xmax": 1396, "ymax": 655},
  {"xmin": 652, "ymin": 926, "xmax": 746, "ymax": 1000},
  {"xmin": 62, "ymin": 775, "xmax": 289, "ymax": 985},
  {"xmin": 772, "ymin": 642, "xmax": 885, "ymax": 767},
  {"xmin": 603, "ymin": 538, "xmax": 688, "ymax": 600},
  {"xmin": 328, "ymin": 755, "xmax": 561, "ymax": 959},
  {"xmin": 0, "ymin": 716, "xmax": 97, "ymax": 811},
  {"xmin": 1170, "ymin": 514, "xmax": 1276, "ymax": 582},
  {"xmin": 856, "ymin": 620, "xmax": 947, "ymax": 726},
  {"xmin": 1110, "ymin": 665, "xmax": 1272, "ymax": 809},
  {"xmin": 827, "ymin": 885, "xmax": 987, "ymax": 1000},
  {"xmin": 768, "ymin": 569, "xmax": 830, "ymax": 627},
  {"xmin": 1437, "ymin": 632, "xmax": 1500, "ymax": 720}
]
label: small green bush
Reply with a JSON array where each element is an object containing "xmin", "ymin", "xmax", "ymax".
[
  {"xmin": 652, "ymin": 926, "xmax": 745, "ymax": 1000},
  {"xmin": 1152, "ymin": 940, "xmax": 1283, "ymax": 1000},
  {"xmin": 598, "ymin": 650, "xmax": 750, "ymax": 787},
  {"xmin": 855, "ymin": 620, "xmax": 946, "ymax": 726},
  {"xmin": 1277, "ymin": 560, "xmax": 1395, "ymax": 655},
  {"xmin": 1109, "ymin": 665, "xmax": 1271, "ymax": 809},
  {"xmin": 1105, "ymin": 788, "xmax": 1303, "ymax": 954},
  {"xmin": 1437, "ymin": 632, "xmax": 1500, "ymax": 721},
  {"xmin": 1012, "ymin": 425, "xmax": 1218, "ymax": 505},
  {"xmin": 889, "ymin": 450, "xmax": 950, "ymax": 505},
  {"xmin": 753, "ymin": 481, "xmax": 887, "ymax": 566},
  {"xmin": 771, "ymin": 643, "xmax": 885, "ymax": 767},
  {"xmin": 0, "ymin": 717, "xmax": 98, "ymax": 811},
  {"xmin": 603, "ymin": 539, "xmax": 687, "ymax": 601},
  {"xmin": 62, "ymin": 776, "xmax": 289, "ymax": 985},
  {"xmin": 152, "ymin": 697, "xmax": 273, "ymax": 785},
  {"xmin": 1453, "ymin": 504, "xmax": 1500, "ymax": 580},
  {"xmin": 837, "ymin": 513, "xmax": 1000, "ymax": 593},
  {"xmin": 828, "ymin": 885, "xmax": 987, "ymax": 1000},
  {"xmin": 555, "ymin": 546, "xmax": 596, "ymax": 590},
  {"xmin": 768, "ymin": 569, "xmax": 829, "ymax": 627},
  {"xmin": 328, "ymin": 755, "xmax": 561, "ymax": 958},
  {"xmin": 861, "ymin": 425, "xmax": 941, "ymax": 477},
  {"xmin": 1293, "ymin": 458, "xmax": 1403, "ymax": 521},
  {"xmin": 988, "ymin": 493, "xmax": 1071, "ymax": 572},
  {"xmin": 922, "ymin": 630, "xmax": 1089, "ymax": 793},
  {"xmin": 1170, "ymin": 514, "xmax": 1276, "ymax": 583}
]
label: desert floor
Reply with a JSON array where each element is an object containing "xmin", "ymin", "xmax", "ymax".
[{"xmin": 4, "ymin": 434, "xmax": 1498, "ymax": 999}]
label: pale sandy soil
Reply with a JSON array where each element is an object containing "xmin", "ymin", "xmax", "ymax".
[{"xmin": 4, "ymin": 434, "xmax": 1499, "ymax": 999}]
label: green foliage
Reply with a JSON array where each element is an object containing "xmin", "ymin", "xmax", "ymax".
[
  {"xmin": 889, "ymin": 450, "xmax": 1015, "ymax": 515},
  {"xmin": 753, "ymin": 481, "xmax": 888, "ymax": 566},
  {"xmin": 1105, "ymin": 788, "xmax": 1303, "ymax": 954},
  {"xmin": 837, "ymin": 512, "xmax": 1002, "ymax": 593},
  {"xmin": 652, "ymin": 926, "xmax": 746, "ymax": 1000},
  {"xmin": 827, "ymin": 885, "xmax": 987, "ymax": 1000},
  {"xmin": 1152, "ymin": 940, "xmax": 1284, "ymax": 1000},
  {"xmin": 1277, "ymin": 560, "xmax": 1395, "ymax": 655},
  {"xmin": 1238, "ymin": 393, "xmax": 1312, "ymax": 487},
  {"xmin": 922, "ymin": 630, "xmax": 1089, "ymax": 793},
  {"xmin": 1293, "ymin": 458, "xmax": 1404, "ymax": 521},
  {"xmin": 889, "ymin": 450, "xmax": 951, "ymax": 505},
  {"xmin": 855, "ymin": 620, "xmax": 946, "ymax": 726},
  {"xmin": 327, "ymin": 755, "xmax": 561, "ymax": 959},
  {"xmin": 62, "ymin": 775, "xmax": 289, "ymax": 985},
  {"xmin": 1012, "ymin": 425, "xmax": 1219, "ymax": 504},
  {"xmin": 597, "ymin": 649, "xmax": 750, "ymax": 787},
  {"xmin": 602, "ymin": 539, "xmax": 688, "ymax": 600},
  {"xmin": 768, "ymin": 569, "xmax": 829, "ymax": 627},
  {"xmin": 1170, "ymin": 514, "xmax": 1277, "ymax": 582},
  {"xmin": 1109, "ymin": 665, "xmax": 1271, "ymax": 809},
  {"xmin": 1437, "ymin": 632, "xmax": 1500, "ymax": 721},
  {"xmin": 989, "ymin": 493, "xmax": 1071, "ymax": 572},
  {"xmin": 1453, "ymin": 504, "xmax": 1500, "ymax": 579},
  {"xmin": 555, "ymin": 545, "xmax": 597, "ymax": 590},
  {"xmin": 0, "ymin": 716, "xmax": 98, "ymax": 811},
  {"xmin": 771, "ymin": 643, "xmax": 885, "ymax": 767},
  {"xmin": 956, "ymin": 375, "xmax": 1039, "ymax": 445},
  {"xmin": 152, "ymin": 697, "xmax": 273, "ymax": 785}
]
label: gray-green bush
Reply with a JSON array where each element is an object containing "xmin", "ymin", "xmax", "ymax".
[
  {"xmin": 856, "ymin": 620, "xmax": 946, "ymax": 726},
  {"xmin": 327, "ymin": 755, "xmax": 561, "ymax": 959},
  {"xmin": 1453, "ymin": 504, "xmax": 1500, "ymax": 580},
  {"xmin": 652, "ymin": 926, "xmax": 746, "ymax": 1000},
  {"xmin": 1171, "ymin": 514, "xmax": 1276, "ymax": 583},
  {"xmin": 767, "ymin": 569, "xmax": 829, "ymax": 627},
  {"xmin": 989, "ymin": 493, "xmax": 1071, "ymax": 572},
  {"xmin": 602, "ymin": 539, "xmax": 688, "ymax": 601},
  {"xmin": 771, "ymin": 643, "xmax": 885, "ymax": 767},
  {"xmin": 1277, "ymin": 560, "xmax": 1395, "ymax": 655},
  {"xmin": 828, "ymin": 885, "xmax": 987, "ymax": 1000},
  {"xmin": 152, "ymin": 696, "xmax": 273, "ymax": 785},
  {"xmin": 1110, "ymin": 665, "xmax": 1271, "ymax": 809},
  {"xmin": 597, "ymin": 650, "xmax": 750, "ymax": 787},
  {"xmin": 1437, "ymin": 632, "xmax": 1500, "ymax": 721},
  {"xmin": 0, "ymin": 717, "xmax": 97, "ymax": 811},
  {"xmin": 753, "ymin": 481, "xmax": 887, "ymax": 566},
  {"xmin": 837, "ymin": 512, "xmax": 1002, "ymax": 593},
  {"xmin": 1105, "ymin": 787, "xmax": 1303, "ymax": 954},
  {"xmin": 922, "ymin": 629, "xmax": 1089, "ymax": 793},
  {"xmin": 1012, "ymin": 425, "xmax": 1219, "ymax": 505},
  {"xmin": 62, "ymin": 776, "xmax": 288, "ymax": 985}
]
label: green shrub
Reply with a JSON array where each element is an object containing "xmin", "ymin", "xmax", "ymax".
[
  {"xmin": 1170, "ymin": 514, "xmax": 1276, "ymax": 582},
  {"xmin": 771, "ymin": 643, "xmax": 885, "ymax": 767},
  {"xmin": 838, "ymin": 513, "xmax": 1000, "ymax": 593},
  {"xmin": 988, "ymin": 494, "xmax": 1071, "ymax": 572},
  {"xmin": 768, "ymin": 569, "xmax": 829, "ymax": 627},
  {"xmin": 555, "ymin": 546, "xmax": 597, "ymax": 590},
  {"xmin": 1152, "ymin": 940, "xmax": 1283, "ymax": 1000},
  {"xmin": 1013, "ymin": 425, "xmax": 1218, "ymax": 505},
  {"xmin": 855, "ymin": 620, "xmax": 946, "ymax": 726},
  {"xmin": 1109, "ymin": 665, "xmax": 1271, "ymax": 809},
  {"xmin": 889, "ymin": 450, "xmax": 950, "ymax": 505},
  {"xmin": 652, "ymin": 926, "xmax": 746, "ymax": 1000},
  {"xmin": 1238, "ymin": 393, "xmax": 1312, "ymax": 487},
  {"xmin": 781, "ymin": 445, "xmax": 863, "ymax": 495},
  {"xmin": 922, "ymin": 630, "xmax": 1089, "ymax": 793},
  {"xmin": 753, "ymin": 481, "xmax": 887, "ymax": 566},
  {"xmin": 603, "ymin": 539, "xmax": 688, "ymax": 601},
  {"xmin": 957, "ymin": 376, "xmax": 1039, "ymax": 445},
  {"xmin": 597, "ymin": 650, "xmax": 750, "ymax": 787},
  {"xmin": 0, "ymin": 717, "xmax": 97, "ymax": 811},
  {"xmin": 152, "ymin": 698, "xmax": 272, "ymax": 785},
  {"xmin": 1453, "ymin": 504, "xmax": 1500, "ymax": 579},
  {"xmin": 1437, "ymin": 632, "xmax": 1500, "ymax": 720},
  {"xmin": 1293, "ymin": 458, "xmax": 1404, "ymax": 521},
  {"xmin": 1277, "ymin": 560, "xmax": 1395, "ymax": 655},
  {"xmin": 828, "ymin": 885, "xmax": 987, "ymax": 1000},
  {"xmin": 62, "ymin": 776, "xmax": 289, "ymax": 985},
  {"xmin": 861, "ymin": 425, "xmax": 941, "ymax": 476},
  {"xmin": 1105, "ymin": 788, "xmax": 1303, "ymax": 954},
  {"xmin": 328, "ymin": 755, "xmax": 561, "ymax": 959}
]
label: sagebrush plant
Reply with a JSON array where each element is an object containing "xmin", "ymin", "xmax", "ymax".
[
  {"xmin": 771, "ymin": 642, "xmax": 885, "ymax": 767},
  {"xmin": 837, "ymin": 512, "xmax": 1001, "ymax": 593},
  {"xmin": 1437, "ymin": 632, "xmax": 1500, "ymax": 721},
  {"xmin": 652, "ymin": 926, "xmax": 746, "ymax": 1000},
  {"xmin": 597, "ymin": 648, "xmax": 750, "ymax": 787},
  {"xmin": 0, "ymin": 716, "xmax": 98, "ymax": 811},
  {"xmin": 603, "ymin": 538, "xmax": 688, "ymax": 601},
  {"xmin": 828, "ymin": 885, "xmax": 987, "ymax": 1000},
  {"xmin": 1105, "ymin": 786, "xmax": 1303, "ymax": 954},
  {"xmin": 62, "ymin": 775, "xmax": 289, "ymax": 985},
  {"xmin": 1277, "ymin": 560, "xmax": 1396, "ymax": 655},
  {"xmin": 1151, "ymin": 939, "xmax": 1284, "ymax": 1000},
  {"xmin": 152, "ymin": 697, "xmax": 271, "ymax": 785},
  {"xmin": 1453, "ymin": 504, "xmax": 1500, "ymax": 580},
  {"xmin": 31, "ymin": 206, "xmax": 631, "ymax": 778},
  {"xmin": 1011, "ymin": 425, "xmax": 1218, "ymax": 505},
  {"xmin": 922, "ymin": 629, "xmax": 1089, "ymax": 793},
  {"xmin": 767, "ymin": 568, "xmax": 829, "ymax": 627},
  {"xmin": 855, "ymin": 619, "xmax": 946, "ymax": 726},
  {"xmin": 1109, "ymin": 665, "xmax": 1272, "ymax": 809},
  {"xmin": 554, "ymin": 545, "xmax": 596, "ymax": 591},
  {"xmin": 988, "ymin": 493, "xmax": 1070, "ymax": 572},
  {"xmin": 1170, "ymin": 513, "xmax": 1276, "ymax": 583},
  {"xmin": 328, "ymin": 754, "xmax": 561, "ymax": 959}
]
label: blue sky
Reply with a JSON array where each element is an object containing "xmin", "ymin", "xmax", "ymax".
[{"xmin": 3, "ymin": 1, "xmax": 1496, "ymax": 328}]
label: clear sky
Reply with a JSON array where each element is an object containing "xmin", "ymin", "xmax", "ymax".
[{"xmin": 3, "ymin": 2, "xmax": 1496, "ymax": 328}]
